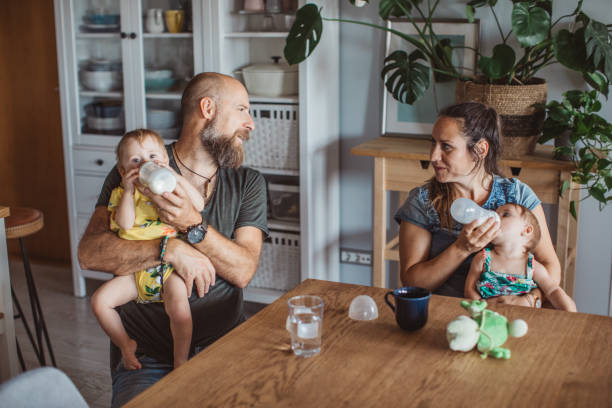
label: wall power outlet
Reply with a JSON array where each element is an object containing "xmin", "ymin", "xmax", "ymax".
[{"xmin": 340, "ymin": 248, "xmax": 373, "ymax": 266}]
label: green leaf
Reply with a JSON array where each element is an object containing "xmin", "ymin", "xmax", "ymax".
[
  {"xmin": 432, "ymin": 38, "xmax": 455, "ymax": 82},
  {"xmin": 559, "ymin": 180, "xmax": 570, "ymax": 197},
  {"xmin": 554, "ymin": 29, "xmax": 587, "ymax": 72},
  {"xmin": 570, "ymin": 201, "xmax": 577, "ymax": 220},
  {"xmin": 583, "ymin": 72, "xmax": 609, "ymax": 97},
  {"xmin": 589, "ymin": 186, "xmax": 607, "ymax": 203},
  {"xmin": 512, "ymin": 3, "xmax": 550, "ymax": 47},
  {"xmin": 381, "ymin": 49, "xmax": 430, "ymax": 105},
  {"xmin": 379, "ymin": 0, "xmax": 417, "ymax": 20},
  {"xmin": 598, "ymin": 158, "xmax": 612, "ymax": 170},
  {"xmin": 585, "ymin": 20, "xmax": 612, "ymax": 81},
  {"xmin": 478, "ymin": 44, "xmax": 516, "ymax": 80},
  {"xmin": 466, "ymin": 5, "xmax": 475, "ymax": 23},
  {"xmin": 284, "ymin": 4, "xmax": 323, "ymax": 65},
  {"xmin": 605, "ymin": 176, "xmax": 612, "ymax": 190}
]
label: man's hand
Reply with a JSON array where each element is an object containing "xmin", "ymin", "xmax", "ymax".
[
  {"xmin": 144, "ymin": 178, "xmax": 202, "ymax": 231},
  {"xmin": 165, "ymin": 238, "xmax": 216, "ymax": 297}
]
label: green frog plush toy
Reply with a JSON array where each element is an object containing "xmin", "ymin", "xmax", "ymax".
[{"xmin": 446, "ymin": 299, "xmax": 528, "ymax": 359}]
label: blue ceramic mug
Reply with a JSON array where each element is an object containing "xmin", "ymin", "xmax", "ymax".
[{"xmin": 384, "ymin": 287, "xmax": 431, "ymax": 331}]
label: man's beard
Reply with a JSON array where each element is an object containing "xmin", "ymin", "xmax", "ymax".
[{"xmin": 199, "ymin": 116, "xmax": 250, "ymax": 168}]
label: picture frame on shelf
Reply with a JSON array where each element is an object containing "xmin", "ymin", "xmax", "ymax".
[{"xmin": 381, "ymin": 19, "xmax": 480, "ymax": 138}]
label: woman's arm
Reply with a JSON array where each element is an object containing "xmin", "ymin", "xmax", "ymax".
[
  {"xmin": 399, "ymin": 217, "xmax": 499, "ymax": 290},
  {"xmin": 464, "ymin": 252, "xmax": 484, "ymax": 299},
  {"xmin": 532, "ymin": 261, "xmax": 577, "ymax": 312},
  {"xmin": 530, "ymin": 204, "xmax": 561, "ymax": 286}
]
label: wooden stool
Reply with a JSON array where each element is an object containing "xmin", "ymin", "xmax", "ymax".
[{"xmin": 6, "ymin": 207, "xmax": 56, "ymax": 369}]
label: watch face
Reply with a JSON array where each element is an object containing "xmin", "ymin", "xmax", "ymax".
[{"xmin": 187, "ymin": 225, "xmax": 205, "ymax": 244}]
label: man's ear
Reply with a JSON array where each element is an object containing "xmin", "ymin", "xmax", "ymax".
[{"xmin": 199, "ymin": 97, "xmax": 216, "ymax": 120}]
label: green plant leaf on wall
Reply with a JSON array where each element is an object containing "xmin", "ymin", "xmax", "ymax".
[
  {"xmin": 379, "ymin": 0, "xmax": 419, "ymax": 20},
  {"xmin": 570, "ymin": 201, "xmax": 577, "ymax": 220},
  {"xmin": 478, "ymin": 44, "xmax": 516, "ymax": 79},
  {"xmin": 554, "ymin": 29, "xmax": 587, "ymax": 72},
  {"xmin": 466, "ymin": 0, "xmax": 498, "ymax": 23},
  {"xmin": 560, "ymin": 180, "xmax": 570, "ymax": 197},
  {"xmin": 284, "ymin": 4, "xmax": 323, "ymax": 65},
  {"xmin": 381, "ymin": 49, "xmax": 430, "ymax": 105},
  {"xmin": 590, "ymin": 186, "xmax": 607, "ymax": 203},
  {"xmin": 583, "ymin": 72, "xmax": 609, "ymax": 97},
  {"xmin": 511, "ymin": 3, "xmax": 550, "ymax": 47},
  {"xmin": 585, "ymin": 20, "xmax": 612, "ymax": 82}
]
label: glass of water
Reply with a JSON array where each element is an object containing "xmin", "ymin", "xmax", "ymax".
[{"xmin": 287, "ymin": 295, "xmax": 324, "ymax": 357}]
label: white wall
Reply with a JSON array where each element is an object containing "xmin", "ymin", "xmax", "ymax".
[{"xmin": 337, "ymin": 0, "xmax": 612, "ymax": 315}]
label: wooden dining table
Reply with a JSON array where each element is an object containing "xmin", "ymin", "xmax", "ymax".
[{"xmin": 125, "ymin": 279, "xmax": 612, "ymax": 407}]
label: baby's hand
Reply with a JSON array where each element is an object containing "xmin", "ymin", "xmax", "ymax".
[{"xmin": 122, "ymin": 167, "xmax": 140, "ymax": 193}]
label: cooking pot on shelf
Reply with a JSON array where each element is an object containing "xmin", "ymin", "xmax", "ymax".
[{"xmin": 241, "ymin": 56, "xmax": 298, "ymax": 97}]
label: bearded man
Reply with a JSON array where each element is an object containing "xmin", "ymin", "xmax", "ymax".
[{"xmin": 78, "ymin": 73, "xmax": 268, "ymax": 407}]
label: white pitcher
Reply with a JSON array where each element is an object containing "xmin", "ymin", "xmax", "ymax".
[{"xmin": 145, "ymin": 9, "xmax": 164, "ymax": 33}]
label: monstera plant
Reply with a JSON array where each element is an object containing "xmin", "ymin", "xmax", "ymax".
[
  {"xmin": 284, "ymin": 0, "xmax": 612, "ymax": 106},
  {"xmin": 538, "ymin": 89, "xmax": 612, "ymax": 218}
]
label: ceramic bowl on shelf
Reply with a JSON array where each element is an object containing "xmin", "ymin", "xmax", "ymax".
[
  {"xmin": 84, "ymin": 101, "xmax": 123, "ymax": 118},
  {"xmin": 81, "ymin": 70, "xmax": 122, "ymax": 92},
  {"xmin": 86, "ymin": 115, "xmax": 124, "ymax": 131},
  {"xmin": 83, "ymin": 13, "xmax": 120, "ymax": 25},
  {"xmin": 147, "ymin": 109, "xmax": 177, "ymax": 129},
  {"xmin": 241, "ymin": 58, "xmax": 298, "ymax": 97},
  {"xmin": 145, "ymin": 69, "xmax": 175, "ymax": 91}
]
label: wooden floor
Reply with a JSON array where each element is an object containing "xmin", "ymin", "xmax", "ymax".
[{"xmin": 8, "ymin": 259, "xmax": 266, "ymax": 407}]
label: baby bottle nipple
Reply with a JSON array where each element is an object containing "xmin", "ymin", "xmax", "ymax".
[
  {"xmin": 139, "ymin": 162, "xmax": 177, "ymax": 195},
  {"xmin": 450, "ymin": 198, "xmax": 500, "ymax": 226}
]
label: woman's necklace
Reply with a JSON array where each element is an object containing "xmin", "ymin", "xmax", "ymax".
[{"xmin": 173, "ymin": 144, "xmax": 219, "ymax": 198}]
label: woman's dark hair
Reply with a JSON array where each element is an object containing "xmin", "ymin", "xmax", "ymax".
[{"xmin": 429, "ymin": 102, "xmax": 503, "ymax": 229}]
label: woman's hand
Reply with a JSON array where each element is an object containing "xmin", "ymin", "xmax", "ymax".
[{"xmin": 454, "ymin": 217, "xmax": 500, "ymax": 254}]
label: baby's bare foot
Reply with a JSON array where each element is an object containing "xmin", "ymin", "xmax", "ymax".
[{"xmin": 121, "ymin": 339, "xmax": 141, "ymax": 370}]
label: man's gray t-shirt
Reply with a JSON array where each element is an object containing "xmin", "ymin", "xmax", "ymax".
[{"xmin": 96, "ymin": 143, "xmax": 268, "ymax": 365}]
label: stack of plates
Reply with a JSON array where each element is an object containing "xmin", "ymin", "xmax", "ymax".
[{"xmin": 81, "ymin": 13, "xmax": 120, "ymax": 33}]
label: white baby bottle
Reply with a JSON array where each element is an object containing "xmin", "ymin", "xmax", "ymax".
[
  {"xmin": 138, "ymin": 162, "xmax": 177, "ymax": 195},
  {"xmin": 450, "ymin": 198, "xmax": 500, "ymax": 226}
]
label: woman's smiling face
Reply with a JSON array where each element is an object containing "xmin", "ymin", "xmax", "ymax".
[{"xmin": 429, "ymin": 116, "xmax": 479, "ymax": 183}]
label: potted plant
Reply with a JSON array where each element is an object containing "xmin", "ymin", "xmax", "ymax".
[
  {"xmin": 538, "ymin": 89, "xmax": 612, "ymax": 218},
  {"xmin": 284, "ymin": 0, "xmax": 612, "ymax": 157}
]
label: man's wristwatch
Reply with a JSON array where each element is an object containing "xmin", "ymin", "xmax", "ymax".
[{"xmin": 183, "ymin": 219, "xmax": 208, "ymax": 244}]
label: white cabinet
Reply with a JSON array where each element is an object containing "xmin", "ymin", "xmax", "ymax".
[{"xmin": 55, "ymin": 0, "xmax": 339, "ymax": 302}]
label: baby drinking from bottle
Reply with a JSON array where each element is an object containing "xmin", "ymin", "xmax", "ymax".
[
  {"xmin": 91, "ymin": 129, "xmax": 204, "ymax": 370},
  {"xmin": 464, "ymin": 203, "xmax": 576, "ymax": 312}
]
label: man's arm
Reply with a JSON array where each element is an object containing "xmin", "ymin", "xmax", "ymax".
[
  {"xmin": 78, "ymin": 206, "xmax": 161, "ymax": 275},
  {"xmin": 149, "ymin": 174, "xmax": 265, "ymax": 289},
  {"xmin": 79, "ymin": 206, "xmax": 217, "ymax": 297}
]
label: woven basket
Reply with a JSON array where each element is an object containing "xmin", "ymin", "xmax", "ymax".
[
  {"xmin": 249, "ymin": 231, "xmax": 300, "ymax": 291},
  {"xmin": 455, "ymin": 78, "xmax": 547, "ymax": 158},
  {"xmin": 243, "ymin": 103, "xmax": 299, "ymax": 170}
]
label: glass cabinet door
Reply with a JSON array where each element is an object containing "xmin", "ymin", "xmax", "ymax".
[
  {"xmin": 71, "ymin": 0, "xmax": 197, "ymax": 143},
  {"xmin": 140, "ymin": 0, "xmax": 195, "ymax": 141},
  {"xmin": 73, "ymin": 0, "xmax": 126, "ymax": 139}
]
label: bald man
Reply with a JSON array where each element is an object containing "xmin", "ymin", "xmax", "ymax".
[{"xmin": 78, "ymin": 73, "xmax": 268, "ymax": 407}]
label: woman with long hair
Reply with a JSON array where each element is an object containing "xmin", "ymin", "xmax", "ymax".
[{"xmin": 395, "ymin": 102, "xmax": 560, "ymax": 307}]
